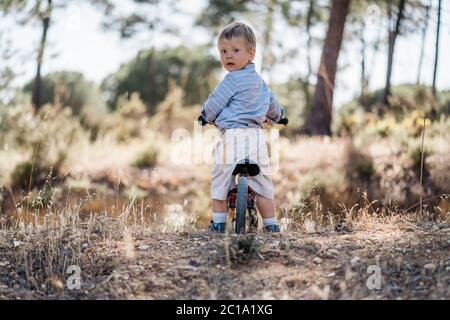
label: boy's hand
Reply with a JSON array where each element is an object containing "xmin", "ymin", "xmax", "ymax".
[
  {"xmin": 263, "ymin": 117, "xmax": 288, "ymax": 129},
  {"xmin": 278, "ymin": 117, "xmax": 289, "ymax": 126},
  {"xmin": 198, "ymin": 115, "xmax": 208, "ymax": 126}
]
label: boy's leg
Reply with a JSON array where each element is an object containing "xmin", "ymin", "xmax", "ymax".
[
  {"xmin": 212, "ymin": 199, "xmax": 228, "ymax": 213},
  {"xmin": 210, "ymin": 199, "xmax": 228, "ymax": 233},
  {"xmin": 256, "ymin": 195, "xmax": 280, "ymax": 231},
  {"xmin": 256, "ymin": 195, "xmax": 275, "ymax": 218}
]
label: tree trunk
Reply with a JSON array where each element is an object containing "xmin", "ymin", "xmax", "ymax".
[
  {"xmin": 382, "ymin": 0, "xmax": 406, "ymax": 106},
  {"xmin": 147, "ymin": 48, "xmax": 156, "ymax": 115},
  {"xmin": 416, "ymin": 2, "xmax": 430, "ymax": 85},
  {"xmin": 306, "ymin": 0, "xmax": 350, "ymax": 136},
  {"xmin": 32, "ymin": 0, "xmax": 52, "ymax": 111},
  {"xmin": 359, "ymin": 19, "xmax": 369, "ymax": 108},
  {"xmin": 366, "ymin": 20, "xmax": 383, "ymax": 94},
  {"xmin": 261, "ymin": 0, "xmax": 275, "ymax": 84},
  {"xmin": 302, "ymin": 0, "xmax": 314, "ymax": 110},
  {"xmin": 432, "ymin": 0, "xmax": 441, "ymax": 96}
]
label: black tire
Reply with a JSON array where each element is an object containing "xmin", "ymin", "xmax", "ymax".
[{"xmin": 235, "ymin": 176, "xmax": 248, "ymax": 234}]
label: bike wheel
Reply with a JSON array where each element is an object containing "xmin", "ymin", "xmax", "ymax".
[{"xmin": 235, "ymin": 176, "xmax": 248, "ymax": 234}]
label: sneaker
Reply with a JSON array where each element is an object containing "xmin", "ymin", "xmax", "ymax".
[
  {"xmin": 209, "ymin": 221, "xmax": 226, "ymax": 234},
  {"xmin": 264, "ymin": 224, "xmax": 280, "ymax": 233}
]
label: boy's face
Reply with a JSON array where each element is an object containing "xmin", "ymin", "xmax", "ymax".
[{"xmin": 218, "ymin": 36, "xmax": 255, "ymax": 72}]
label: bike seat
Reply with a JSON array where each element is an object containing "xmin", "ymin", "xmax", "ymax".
[{"xmin": 232, "ymin": 159, "xmax": 260, "ymax": 177}]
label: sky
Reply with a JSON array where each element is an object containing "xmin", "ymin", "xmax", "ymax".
[{"xmin": 1, "ymin": 0, "xmax": 450, "ymax": 108}]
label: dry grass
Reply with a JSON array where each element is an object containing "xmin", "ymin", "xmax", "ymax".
[
  {"xmin": 0, "ymin": 191, "xmax": 200, "ymax": 296},
  {"xmin": 0, "ymin": 178, "xmax": 449, "ymax": 299}
]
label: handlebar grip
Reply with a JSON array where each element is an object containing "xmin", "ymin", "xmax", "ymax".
[
  {"xmin": 198, "ymin": 115, "xmax": 208, "ymax": 126},
  {"xmin": 278, "ymin": 118, "xmax": 289, "ymax": 125}
]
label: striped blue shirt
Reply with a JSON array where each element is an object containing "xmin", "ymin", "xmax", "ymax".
[{"xmin": 200, "ymin": 63, "xmax": 284, "ymax": 132}]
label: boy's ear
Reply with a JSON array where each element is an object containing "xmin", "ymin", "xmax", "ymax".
[{"xmin": 248, "ymin": 48, "xmax": 256, "ymax": 62}]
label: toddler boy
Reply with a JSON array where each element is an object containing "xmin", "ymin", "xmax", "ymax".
[{"xmin": 199, "ymin": 21, "xmax": 287, "ymax": 233}]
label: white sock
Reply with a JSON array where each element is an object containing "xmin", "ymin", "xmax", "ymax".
[
  {"xmin": 263, "ymin": 217, "xmax": 277, "ymax": 227},
  {"xmin": 213, "ymin": 212, "xmax": 227, "ymax": 224}
]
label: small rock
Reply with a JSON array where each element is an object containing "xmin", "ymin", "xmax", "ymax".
[
  {"xmin": 325, "ymin": 272, "xmax": 335, "ymax": 278},
  {"xmin": 0, "ymin": 261, "xmax": 10, "ymax": 267},
  {"xmin": 445, "ymin": 266, "xmax": 450, "ymax": 272},
  {"xmin": 328, "ymin": 249, "xmax": 339, "ymax": 255},
  {"xmin": 189, "ymin": 259, "xmax": 200, "ymax": 267},
  {"xmin": 13, "ymin": 240, "xmax": 22, "ymax": 248},
  {"xmin": 426, "ymin": 249, "xmax": 431, "ymax": 254},
  {"xmin": 138, "ymin": 244, "xmax": 150, "ymax": 251},
  {"xmin": 424, "ymin": 263, "xmax": 435, "ymax": 271},
  {"xmin": 351, "ymin": 256, "xmax": 361, "ymax": 267},
  {"xmin": 288, "ymin": 256, "xmax": 303, "ymax": 264},
  {"xmin": 313, "ymin": 257, "xmax": 323, "ymax": 264}
]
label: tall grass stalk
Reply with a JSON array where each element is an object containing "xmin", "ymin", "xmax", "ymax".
[
  {"xmin": 419, "ymin": 117, "xmax": 426, "ymax": 216},
  {"xmin": 224, "ymin": 217, "xmax": 232, "ymax": 269},
  {"xmin": 27, "ymin": 141, "xmax": 41, "ymax": 212}
]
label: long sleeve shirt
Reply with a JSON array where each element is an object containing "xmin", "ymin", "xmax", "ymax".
[{"xmin": 200, "ymin": 63, "xmax": 284, "ymax": 132}]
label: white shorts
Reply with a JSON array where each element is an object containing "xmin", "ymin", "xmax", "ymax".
[{"xmin": 210, "ymin": 128, "xmax": 274, "ymax": 200}]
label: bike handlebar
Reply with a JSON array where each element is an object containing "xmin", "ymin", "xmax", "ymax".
[
  {"xmin": 198, "ymin": 115, "xmax": 208, "ymax": 126},
  {"xmin": 277, "ymin": 117, "xmax": 289, "ymax": 125},
  {"xmin": 198, "ymin": 115, "xmax": 288, "ymax": 127}
]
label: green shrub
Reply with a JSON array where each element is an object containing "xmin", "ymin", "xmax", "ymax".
[
  {"xmin": 101, "ymin": 46, "xmax": 220, "ymax": 114},
  {"xmin": 23, "ymin": 71, "xmax": 106, "ymax": 115},
  {"xmin": 347, "ymin": 148, "xmax": 375, "ymax": 180},
  {"xmin": 232, "ymin": 234, "xmax": 262, "ymax": 263},
  {"xmin": 99, "ymin": 93, "xmax": 150, "ymax": 142},
  {"xmin": 10, "ymin": 160, "xmax": 52, "ymax": 190},
  {"xmin": 30, "ymin": 186, "xmax": 60, "ymax": 210},
  {"xmin": 2, "ymin": 104, "xmax": 87, "ymax": 189},
  {"xmin": 131, "ymin": 147, "xmax": 158, "ymax": 168},
  {"xmin": 408, "ymin": 144, "xmax": 434, "ymax": 171},
  {"xmin": 124, "ymin": 185, "xmax": 148, "ymax": 202}
]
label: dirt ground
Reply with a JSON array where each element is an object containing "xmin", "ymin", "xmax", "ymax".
[{"xmin": 0, "ymin": 218, "xmax": 449, "ymax": 300}]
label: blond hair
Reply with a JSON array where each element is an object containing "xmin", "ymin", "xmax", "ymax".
[{"xmin": 218, "ymin": 22, "xmax": 256, "ymax": 50}]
